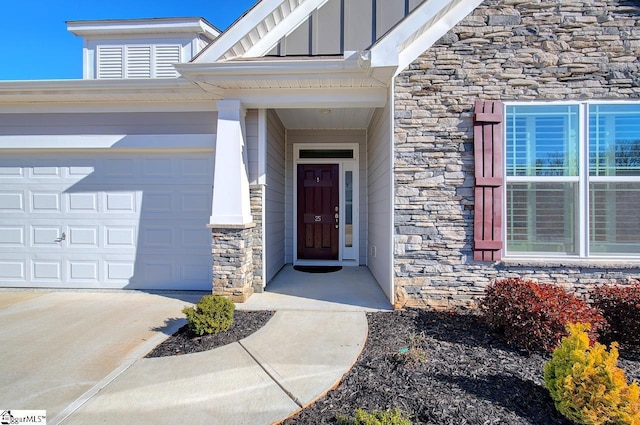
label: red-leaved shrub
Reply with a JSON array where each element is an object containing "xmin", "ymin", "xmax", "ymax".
[
  {"xmin": 590, "ymin": 282, "xmax": 640, "ymax": 346},
  {"xmin": 482, "ymin": 278, "xmax": 607, "ymax": 352}
]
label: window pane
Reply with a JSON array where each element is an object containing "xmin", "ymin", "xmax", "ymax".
[
  {"xmin": 506, "ymin": 105, "xmax": 579, "ymax": 176},
  {"xmin": 345, "ymin": 171, "xmax": 353, "ymax": 248},
  {"xmin": 589, "ymin": 104, "xmax": 640, "ymax": 176},
  {"xmin": 590, "ymin": 182, "xmax": 640, "ymax": 254},
  {"xmin": 507, "ymin": 182, "xmax": 577, "ymax": 253},
  {"xmin": 299, "ymin": 149, "xmax": 354, "ymax": 159}
]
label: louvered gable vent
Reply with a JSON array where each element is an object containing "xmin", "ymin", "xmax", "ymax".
[
  {"xmin": 96, "ymin": 44, "xmax": 181, "ymax": 79},
  {"xmin": 125, "ymin": 46, "xmax": 152, "ymax": 78},
  {"xmin": 154, "ymin": 45, "xmax": 181, "ymax": 78},
  {"xmin": 97, "ymin": 46, "xmax": 124, "ymax": 79}
]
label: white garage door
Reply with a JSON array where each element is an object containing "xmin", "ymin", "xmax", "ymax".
[{"xmin": 0, "ymin": 152, "xmax": 213, "ymax": 290}]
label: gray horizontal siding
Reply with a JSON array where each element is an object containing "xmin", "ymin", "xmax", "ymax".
[
  {"xmin": 0, "ymin": 112, "xmax": 217, "ymax": 135},
  {"xmin": 266, "ymin": 110, "xmax": 286, "ymax": 282}
]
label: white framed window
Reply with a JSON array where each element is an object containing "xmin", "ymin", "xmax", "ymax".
[{"xmin": 505, "ymin": 102, "xmax": 640, "ymax": 257}]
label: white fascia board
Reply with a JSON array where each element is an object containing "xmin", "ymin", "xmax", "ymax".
[
  {"xmin": 67, "ymin": 18, "xmax": 220, "ymax": 38},
  {"xmin": 241, "ymin": 0, "xmax": 331, "ymax": 58},
  {"xmin": 223, "ymin": 87, "xmax": 387, "ymax": 109},
  {"xmin": 0, "ymin": 78, "xmax": 218, "ymax": 104},
  {"xmin": 0, "ymin": 78, "xmax": 197, "ymax": 92},
  {"xmin": 0, "ymin": 102, "xmax": 217, "ymax": 114},
  {"xmin": 178, "ymin": 55, "xmax": 370, "ymax": 80},
  {"xmin": 369, "ymin": 0, "xmax": 477, "ymax": 69},
  {"xmin": 194, "ymin": 0, "xmax": 288, "ymax": 63},
  {"xmin": 0, "ymin": 134, "xmax": 215, "ymax": 150}
]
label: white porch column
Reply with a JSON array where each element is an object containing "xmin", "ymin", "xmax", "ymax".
[{"xmin": 210, "ymin": 99, "xmax": 252, "ymax": 225}]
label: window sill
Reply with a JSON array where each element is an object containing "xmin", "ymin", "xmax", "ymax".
[{"xmin": 499, "ymin": 257, "xmax": 640, "ymax": 269}]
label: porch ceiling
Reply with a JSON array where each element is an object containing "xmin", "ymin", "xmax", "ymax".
[{"xmin": 275, "ymin": 107, "xmax": 374, "ymax": 130}]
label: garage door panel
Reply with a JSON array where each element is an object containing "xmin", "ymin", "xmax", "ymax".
[
  {"xmin": 182, "ymin": 227, "xmax": 210, "ymax": 248},
  {"xmin": 181, "ymin": 190, "xmax": 211, "ymax": 214},
  {"xmin": 0, "ymin": 260, "xmax": 26, "ymax": 280},
  {"xmin": 105, "ymin": 226, "xmax": 137, "ymax": 248},
  {"xmin": 32, "ymin": 260, "xmax": 62, "ymax": 282},
  {"xmin": 68, "ymin": 193, "xmax": 98, "ymax": 212},
  {"xmin": 31, "ymin": 192, "xmax": 62, "ymax": 212},
  {"xmin": 68, "ymin": 261, "xmax": 99, "ymax": 282},
  {"xmin": 143, "ymin": 158, "xmax": 174, "ymax": 177},
  {"xmin": 182, "ymin": 262, "xmax": 211, "ymax": 282},
  {"xmin": 105, "ymin": 261, "xmax": 136, "ymax": 283},
  {"xmin": 31, "ymin": 165, "xmax": 61, "ymax": 177},
  {"xmin": 0, "ymin": 226, "xmax": 25, "ymax": 246},
  {"xmin": 0, "ymin": 191, "xmax": 25, "ymax": 211},
  {"xmin": 32, "ymin": 226, "xmax": 63, "ymax": 246},
  {"xmin": 182, "ymin": 158, "xmax": 212, "ymax": 178},
  {"xmin": 141, "ymin": 226, "xmax": 174, "ymax": 249},
  {"xmin": 68, "ymin": 226, "xmax": 99, "ymax": 247},
  {"xmin": 106, "ymin": 159, "xmax": 136, "ymax": 178},
  {"xmin": 105, "ymin": 192, "xmax": 139, "ymax": 213},
  {"xmin": 0, "ymin": 166, "xmax": 23, "ymax": 177},
  {"xmin": 145, "ymin": 192, "xmax": 173, "ymax": 213}
]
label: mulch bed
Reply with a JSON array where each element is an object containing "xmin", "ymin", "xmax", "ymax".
[
  {"xmin": 144, "ymin": 307, "xmax": 640, "ymax": 424},
  {"xmin": 284, "ymin": 309, "xmax": 640, "ymax": 425},
  {"xmin": 145, "ymin": 310, "xmax": 274, "ymax": 358}
]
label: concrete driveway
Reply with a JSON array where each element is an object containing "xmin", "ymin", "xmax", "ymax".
[{"xmin": 0, "ymin": 290, "xmax": 201, "ymax": 424}]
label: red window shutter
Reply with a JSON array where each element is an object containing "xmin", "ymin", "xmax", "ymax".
[{"xmin": 473, "ymin": 100, "xmax": 504, "ymax": 261}]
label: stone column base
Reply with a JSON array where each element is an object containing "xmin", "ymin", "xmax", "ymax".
[{"xmin": 209, "ymin": 223, "xmax": 256, "ymax": 303}]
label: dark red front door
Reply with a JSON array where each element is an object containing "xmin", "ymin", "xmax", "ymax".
[{"xmin": 297, "ymin": 164, "xmax": 339, "ymax": 260}]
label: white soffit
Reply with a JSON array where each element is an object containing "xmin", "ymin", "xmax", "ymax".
[
  {"xmin": 275, "ymin": 107, "xmax": 375, "ymax": 129},
  {"xmin": 194, "ymin": 0, "xmax": 329, "ymax": 63},
  {"xmin": 370, "ymin": 0, "xmax": 484, "ymax": 73}
]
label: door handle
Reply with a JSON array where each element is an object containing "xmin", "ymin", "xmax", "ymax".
[{"xmin": 54, "ymin": 232, "xmax": 66, "ymax": 243}]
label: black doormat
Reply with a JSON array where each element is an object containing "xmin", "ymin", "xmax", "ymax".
[{"xmin": 293, "ymin": 265, "xmax": 343, "ymax": 273}]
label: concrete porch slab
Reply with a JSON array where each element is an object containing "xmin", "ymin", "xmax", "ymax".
[{"xmin": 237, "ymin": 265, "xmax": 392, "ymax": 312}]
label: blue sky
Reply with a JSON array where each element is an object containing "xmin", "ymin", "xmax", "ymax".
[{"xmin": 0, "ymin": 0, "xmax": 257, "ymax": 80}]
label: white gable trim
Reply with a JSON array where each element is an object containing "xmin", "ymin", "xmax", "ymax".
[
  {"xmin": 370, "ymin": 0, "xmax": 483, "ymax": 72},
  {"xmin": 239, "ymin": 0, "xmax": 330, "ymax": 59},
  {"xmin": 195, "ymin": 0, "xmax": 329, "ymax": 63}
]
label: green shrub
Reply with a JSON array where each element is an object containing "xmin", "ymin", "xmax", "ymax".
[
  {"xmin": 337, "ymin": 408, "xmax": 412, "ymax": 425},
  {"xmin": 394, "ymin": 333, "xmax": 428, "ymax": 368},
  {"xmin": 544, "ymin": 323, "xmax": 640, "ymax": 425},
  {"xmin": 590, "ymin": 282, "xmax": 640, "ymax": 346},
  {"xmin": 482, "ymin": 278, "xmax": 607, "ymax": 352},
  {"xmin": 182, "ymin": 295, "xmax": 235, "ymax": 336}
]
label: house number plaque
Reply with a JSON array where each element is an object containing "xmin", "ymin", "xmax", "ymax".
[{"xmin": 314, "ymin": 215, "xmax": 321, "ymax": 222}]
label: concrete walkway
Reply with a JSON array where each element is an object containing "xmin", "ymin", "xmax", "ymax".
[
  {"xmin": 1, "ymin": 265, "xmax": 384, "ymax": 425},
  {"xmin": 62, "ymin": 310, "xmax": 368, "ymax": 425}
]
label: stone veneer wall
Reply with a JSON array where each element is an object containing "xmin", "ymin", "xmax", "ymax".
[
  {"xmin": 211, "ymin": 224, "xmax": 255, "ymax": 302},
  {"xmin": 250, "ymin": 184, "xmax": 265, "ymax": 292},
  {"xmin": 393, "ymin": 0, "xmax": 640, "ymax": 310}
]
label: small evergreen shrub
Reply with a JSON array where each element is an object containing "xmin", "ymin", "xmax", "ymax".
[
  {"xmin": 337, "ymin": 408, "xmax": 412, "ymax": 425},
  {"xmin": 394, "ymin": 332, "xmax": 428, "ymax": 368},
  {"xmin": 544, "ymin": 323, "xmax": 640, "ymax": 425},
  {"xmin": 590, "ymin": 283, "xmax": 640, "ymax": 346},
  {"xmin": 182, "ymin": 295, "xmax": 235, "ymax": 336},
  {"xmin": 482, "ymin": 278, "xmax": 607, "ymax": 352}
]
